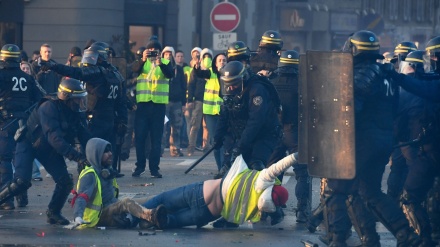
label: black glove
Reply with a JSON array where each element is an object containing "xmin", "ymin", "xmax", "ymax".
[
  {"xmin": 39, "ymin": 59, "xmax": 57, "ymax": 71},
  {"xmin": 116, "ymin": 122, "xmax": 128, "ymax": 137},
  {"xmin": 213, "ymin": 139, "xmax": 223, "ymax": 150},
  {"xmin": 231, "ymin": 147, "xmax": 241, "ymax": 162},
  {"xmin": 381, "ymin": 63, "xmax": 398, "ymax": 78},
  {"xmin": 78, "ymin": 157, "xmax": 91, "ymax": 168}
]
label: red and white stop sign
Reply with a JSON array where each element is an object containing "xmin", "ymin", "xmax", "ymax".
[{"xmin": 210, "ymin": 2, "xmax": 241, "ymax": 33}]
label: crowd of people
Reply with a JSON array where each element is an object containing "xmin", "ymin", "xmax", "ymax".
[{"xmin": 0, "ymin": 28, "xmax": 438, "ymax": 247}]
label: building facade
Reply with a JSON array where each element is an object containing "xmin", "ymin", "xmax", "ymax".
[{"xmin": 0, "ymin": 0, "xmax": 439, "ymax": 63}]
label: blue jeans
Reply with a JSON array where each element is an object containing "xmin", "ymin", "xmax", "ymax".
[{"xmin": 142, "ymin": 182, "xmax": 219, "ymax": 228}]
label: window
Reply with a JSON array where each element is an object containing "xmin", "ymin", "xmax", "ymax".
[{"xmin": 0, "ymin": 22, "xmax": 22, "ymax": 48}]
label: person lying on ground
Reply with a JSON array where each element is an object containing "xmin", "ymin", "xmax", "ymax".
[{"xmin": 136, "ymin": 153, "xmax": 297, "ymax": 229}]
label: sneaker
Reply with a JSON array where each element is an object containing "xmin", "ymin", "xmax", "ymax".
[
  {"xmin": 33, "ymin": 177, "xmax": 43, "ymax": 181},
  {"xmin": 132, "ymin": 167, "xmax": 146, "ymax": 177},
  {"xmin": 195, "ymin": 146, "xmax": 204, "ymax": 152},
  {"xmin": 150, "ymin": 171, "xmax": 163, "ymax": 178}
]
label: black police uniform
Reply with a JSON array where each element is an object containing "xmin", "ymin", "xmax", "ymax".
[
  {"xmin": 46, "ymin": 62, "xmax": 128, "ymax": 172},
  {"xmin": 267, "ymin": 64, "xmax": 311, "ymax": 223},
  {"xmin": 0, "ymin": 96, "xmax": 91, "ymax": 224},
  {"xmin": 214, "ymin": 74, "xmax": 281, "ymax": 170},
  {"xmin": 0, "ymin": 60, "xmax": 41, "ymax": 209}
]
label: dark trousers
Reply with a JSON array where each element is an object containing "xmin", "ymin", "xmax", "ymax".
[
  {"xmin": 326, "ymin": 130, "xmax": 410, "ymax": 237},
  {"xmin": 135, "ymin": 102, "xmax": 165, "ymax": 173}
]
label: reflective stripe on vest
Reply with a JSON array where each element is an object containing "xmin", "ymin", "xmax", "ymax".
[
  {"xmin": 136, "ymin": 58, "xmax": 170, "ymax": 104},
  {"xmin": 203, "ymin": 69, "xmax": 223, "ymax": 115},
  {"xmin": 221, "ymin": 169, "xmax": 263, "ymax": 224},
  {"xmin": 77, "ymin": 167, "xmax": 102, "ymax": 228}
]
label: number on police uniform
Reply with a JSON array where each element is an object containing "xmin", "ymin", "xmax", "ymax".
[
  {"xmin": 107, "ymin": 85, "xmax": 119, "ymax": 99},
  {"xmin": 12, "ymin": 77, "xmax": 28, "ymax": 91}
]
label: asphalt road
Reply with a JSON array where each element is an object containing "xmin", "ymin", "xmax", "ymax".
[{"xmin": 0, "ymin": 148, "xmax": 398, "ymax": 246}]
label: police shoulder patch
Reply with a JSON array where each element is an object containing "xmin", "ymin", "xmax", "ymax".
[{"xmin": 253, "ymin": 96, "xmax": 263, "ymax": 106}]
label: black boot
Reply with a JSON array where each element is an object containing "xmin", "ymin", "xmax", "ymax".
[
  {"xmin": 395, "ymin": 227, "xmax": 422, "ymax": 247},
  {"xmin": 46, "ymin": 209, "xmax": 69, "ymax": 225},
  {"xmin": 296, "ymin": 198, "xmax": 311, "ymax": 223},
  {"xmin": 15, "ymin": 191, "xmax": 28, "ymax": 207},
  {"xmin": 46, "ymin": 174, "xmax": 73, "ymax": 225}
]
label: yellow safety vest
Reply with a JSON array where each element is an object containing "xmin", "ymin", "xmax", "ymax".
[
  {"xmin": 136, "ymin": 58, "xmax": 170, "ymax": 104},
  {"xmin": 221, "ymin": 169, "xmax": 263, "ymax": 224},
  {"xmin": 203, "ymin": 68, "xmax": 223, "ymax": 115},
  {"xmin": 76, "ymin": 167, "xmax": 119, "ymax": 229}
]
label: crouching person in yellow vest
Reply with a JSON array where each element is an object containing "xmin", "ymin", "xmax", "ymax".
[
  {"xmin": 69, "ymin": 138, "xmax": 167, "ymax": 229},
  {"xmin": 137, "ymin": 153, "xmax": 297, "ymax": 229}
]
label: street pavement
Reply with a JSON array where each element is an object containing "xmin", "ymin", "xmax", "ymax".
[{"xmin": 0, "ymin": 148, "xmax": 398, "ymax": 246}]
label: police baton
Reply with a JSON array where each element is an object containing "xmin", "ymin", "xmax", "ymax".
[{"xmin": 184, "ymin": 146, "xmax": 215, "ymax": 174}]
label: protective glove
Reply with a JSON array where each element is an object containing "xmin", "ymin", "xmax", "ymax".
[
  {"xmin": 116, "ymin": 122, "xmax": 128, "ymax": 137},
  {"xmin": 78, "ymin": 157, "xmax": 91, "ymax": 169},
  {"xmin": 231, "ymin": 147, "xmax": 241, "ymax": 162},
  {"xmin": 39, "ymin": 59, "xmax": 57, "ymax": 71}
]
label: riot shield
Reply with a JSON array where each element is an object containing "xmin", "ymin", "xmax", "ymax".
[
  {"xmin": 109, "ymin": 57, "xmax": 127, "ymax": 80},
  {"xmin": 299, "ymin": 51, "xmax": 355, "ymax": 179},
  {"xmin": 298, "ymin": 54, "xmax": 308, "ymax": 164}
]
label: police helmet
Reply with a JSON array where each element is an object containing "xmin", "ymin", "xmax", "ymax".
[
  {"xmin": 391, "ymin": 41, "xmax": 417, "ymax": 64},
  {"xmin": 259, "ymin": 30, "xmax": 283, "ymax": 51},
  {"xmin": 57, "ymin": 78, "xmax": 87, "ymax": 112},
  {"xmin": 278, "ymin": 50, "xmax": 299, "ymax": 68},
  {"xmin": 136, "ymin": 46, "xmax": 146, "ymax": 60},
  {"xmin": 90, "ymin": 42, "xmax": 110, "ymax": 61},
  {"xmin": 81, "ymin": 45, "xmax": 104, "ymax": 66},
  {"xmin": 399, "ymin": 50, "xmax": 426, "ymax": 75},
  {"xmin": 220, "ymin": 61, "xmax": 248, "ymax": 96},
  {"xmin": 342, "ymin": 30, "xmax": 383, "ymax": 60},
  {"xmin": 227, "ymin": 41, "xmax": 251, "ymax": 63},
  {"xmin": 425, "ymin": 36, "xmax": 440, "ymax": 72},
  {"xmin": 0, "ymin": 44, "xmax": 21, "ymax": 63}
]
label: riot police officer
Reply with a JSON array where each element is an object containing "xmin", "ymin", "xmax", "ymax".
[
  {"xmin": 39, "ymin": 43, "xmax": 128, "ymax": 176},
  {"xmin": 324, "ymin": 30, "xmax": 422, "ymax": 246},
  {"xmin": 250, "ymin": 30, "xmax": 282, "ymax": 77},
  {"xmin": 214, "ymin": 60, "xmax": 281, "ymax": 176},
  {"xmin": 393, "ymin": 50, "xmax": 438, "ymax": 246},
  {"xmin": 0, "ymin": 44, "xmax": 41, "ymax": 210},
  {"xmin": 267, "ymin": 50, "xmax": 311, "ymax": 223},
  {"xmin": 390, "ymin": 41, "xmax": 418, "ymax": 70},
  {"xmin": 0, "ymin": 78, "xmax": 91, "ymax": 225},
  {"xmin": 387, "ymin": 41, "xmax": 418, "ymax": 201}
]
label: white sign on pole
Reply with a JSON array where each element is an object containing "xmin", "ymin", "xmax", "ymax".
[{"xmin": 213, "ymin": 32, "xmax": 237, "ymax": 51}]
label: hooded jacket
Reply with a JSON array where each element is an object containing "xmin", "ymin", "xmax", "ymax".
[{"xmin": 73, "ymin": 138, "xmax": 118, "ymax": 219}]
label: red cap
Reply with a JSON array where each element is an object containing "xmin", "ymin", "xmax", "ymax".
[{"xmin": 271, "ymin": 185, "xmax": 289, "ymax": 207}]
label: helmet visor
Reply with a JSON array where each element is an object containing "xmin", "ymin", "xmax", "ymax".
[
  {"xmin": 423, "ymin": 54, "xmax": 434, "ymax": 73},
  {"xmin": 221, "ymin": 77, "xmax": 243, "ymax": 96},
  {"xmin": 81, "ymin": 52, "xmax": 98, "ymax": 65},
  {"xmin": 398, "ymin": 61, "xmax": 415, "ymax": 75}
]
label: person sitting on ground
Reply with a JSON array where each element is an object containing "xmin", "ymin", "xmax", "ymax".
[
  {"xmin": 69, "ymin": 137, "xmax": 167, "ymax": 229},
  {"xmin": 138, "ymin": 153, "xmax": 296, "ymax": 229}
]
